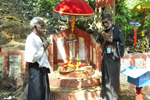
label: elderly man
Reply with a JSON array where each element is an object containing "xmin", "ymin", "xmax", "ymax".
[
  {"xmin": 24, "ymin": 17, "xmax": 51, "ymax": 100},
  {"xmin": 97, "ymin": 13, "xmax": 125, "ymax": 100}
]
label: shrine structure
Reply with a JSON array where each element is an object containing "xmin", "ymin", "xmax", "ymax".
[{"xmin": 48, "ymin": 27, "xmax": 102, "ymax": 100}]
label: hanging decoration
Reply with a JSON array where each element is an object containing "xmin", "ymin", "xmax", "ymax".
[
  {"xmin": 0, "ymin": 46, "xmax": 1, "ymax": 53},
  {"xmin": 134, "ymin": 27, "xmax": 137, "ymax": 46}
]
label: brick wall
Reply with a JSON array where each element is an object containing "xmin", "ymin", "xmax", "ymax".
[{"xmin": 1, "ymin": 50, "xmax": 150, "ymax": 95}]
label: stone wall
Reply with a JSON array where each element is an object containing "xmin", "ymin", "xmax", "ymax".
[
  {"xmin": 0, "ymin": 51, "xmax": 27, "ymax": 88},
  {"xmin": 0, "ymin": 50, "xmax": 150, "ymax": 95}
]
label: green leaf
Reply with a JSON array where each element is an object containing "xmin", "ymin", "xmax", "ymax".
[{"xmin": 55, "ymin": 29, "xmax": 58, "ymax": 33}]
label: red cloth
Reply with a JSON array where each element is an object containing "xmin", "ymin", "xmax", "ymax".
[
  {"xmin": 0, "ymin": 46, "xmax": 1, "ymax": 53},
  {"xmin": 134, "ymin": 28, "xmax": 137, "ymax": 46},
  {"xmin": 53, "ymin": 0, "xmax": 94, "ymax": 17},
  {"xmin": 96, "ymin": 0, "xmax": 114, "ymax": 9}
]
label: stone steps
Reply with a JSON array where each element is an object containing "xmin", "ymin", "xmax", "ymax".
[
  {"xmin": 50, "ymin": 86, "xmax": 101, "ymax": 100},
  {"xmin": 50, "ymin": 85, "xmax": 101, "ymax": 93},
  {"xmin": 49, "ymin": 71, "xmax": 101, "ymax": 100},
  {"xmin": 49, "ymin": 71, "xmax": 101, "ymax": 88}
]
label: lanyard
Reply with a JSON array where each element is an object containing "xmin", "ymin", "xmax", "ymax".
[
  {"xmin": 33, "ymin": 31, "xmax": 37, "ymax": 35},
  {"xmin": 33, "ymin": 31, "xmax": 38, "ymax": 36},
  {"xmin": 109, "ymin": 28, "xmax": 112, "ymax": 38},
  {"xmin": 107, "ymin": 28, "xmax": 112, "ymax": 47},
  {"xmin": 33, "ymin": 31, "xmax": 44, "ymax": 42}
]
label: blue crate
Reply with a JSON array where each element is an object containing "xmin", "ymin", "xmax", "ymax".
[{"xmin": 121, "ymin": 66, "xmax": 150, "ymax": 87}]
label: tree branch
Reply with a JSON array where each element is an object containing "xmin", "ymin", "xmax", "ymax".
[{"xmin": 115, "ymin": 0, "xmax": 125, "ymax": 8}]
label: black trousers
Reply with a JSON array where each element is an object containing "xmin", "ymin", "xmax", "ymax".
[{"xmin": 27, "ymin": 62, "xmax": 51, "ymax": 100}]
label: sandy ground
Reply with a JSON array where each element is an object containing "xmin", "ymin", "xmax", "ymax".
[{"xmin": 1, "ymin": 83, "xmax": 150, "ymax": 100}]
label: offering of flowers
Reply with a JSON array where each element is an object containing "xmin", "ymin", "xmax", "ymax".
[
  {"xmin": 57, "ymin": 60, "xmax": 89, "ymax": 73},
  {"xmin": 57, "ymin": 55, "xmax": 89, "ymax": 73},
  {"xmin": 57, "ymin": 65, "xmax": 74, "ymax": 73},
  {"xmin": 62, "ymin": 61, "xmax": 88, "ymax": 69}
]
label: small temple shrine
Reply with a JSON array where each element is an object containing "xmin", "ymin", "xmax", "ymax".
[{"xmin": 48, "ymin": 27, "xmax": 102, "ymax": 100}]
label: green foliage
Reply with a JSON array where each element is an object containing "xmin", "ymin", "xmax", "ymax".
[
  {"xmin": 22, "ymin": 0, "xmax": 150, "ymax": 46},
  {"xmin": 83, "ymin": 0, "xmax": 96, "ymax": 11},
  {"xmin": 20, "ymin": 0, "xmax": 61, "ymax": 26},
  {"xmin": 115, "ymin": 0, "xmax": 150, "ymax": 47},
  {"xmin": 76, "ymin": 20, "xmax": 90, "ymax": 31},
  {"xmin": 21, "ymin": 0, "xmax": 95, "ymax": 30},
  {"xmin": 75, "ymin": 0, "xmax": 96, "ymax": 31}
]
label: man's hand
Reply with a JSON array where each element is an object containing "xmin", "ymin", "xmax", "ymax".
[
  {"xmin": 102, "ymin": 31, "xmax": 108, "ymax": 40},
  {"xmin": 43, "ymin": 38, "xmax": 51, "ymax": 50},
  {"xmin": 102, "ymin": 31, "xmax": 112, "ymax": 43}
]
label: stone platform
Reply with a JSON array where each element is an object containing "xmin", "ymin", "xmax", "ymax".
[{"xmin": 49, "ymin": 71, "xmax": 101, "ymax": 100}]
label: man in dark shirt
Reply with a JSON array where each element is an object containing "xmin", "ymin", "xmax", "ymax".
[{"xmin": 98, "ymin": 13, "xmax": 125, "ymax": 100}]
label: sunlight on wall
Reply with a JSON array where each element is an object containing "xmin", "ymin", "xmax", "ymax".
[
  {"xmin": 125, "ymin": 0, "xmax": 141, "ymax": 9},
  {"xmin": 90, "ymin": 46, "xmax": 92, "ymax": 61},
  {"xmin": 69, "ymin": 42, "xmax": 75, "ymax": 59},
  {"xmin": 146, "ymin": 58, "xmax": 150, "ymax": 70},
  {"xmin": 57, "ymin": 37, "xmax": 66, "ymax": 61},
  {"xmin": 93, "ymin": 48, "xmax": 96, "ymax": 64},
  {"xmin": 135, "ymin": 58, "xmax": 143, "ymax": 68},
  {"xmin": 79, "ymin": 37, "xmax": 85, "ymax": 60}
]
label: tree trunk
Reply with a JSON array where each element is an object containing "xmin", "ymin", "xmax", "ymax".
[
  {"xmin": 91, "ymin": 0, "xmax": 116, "ymax": 41},
  {"xmin": 103, "ymin": 0, "xmax": 115, "ymax": 24}
]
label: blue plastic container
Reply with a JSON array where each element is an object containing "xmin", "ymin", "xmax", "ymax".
[{"xmin": 121, "ymin": 66, "xmax": 150, "ymax": 87}]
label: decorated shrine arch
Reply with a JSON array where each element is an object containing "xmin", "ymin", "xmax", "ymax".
[{"xmin": 48, "ymin": 27, "xmax": 102, "ymax": 72}]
